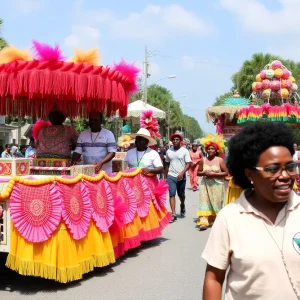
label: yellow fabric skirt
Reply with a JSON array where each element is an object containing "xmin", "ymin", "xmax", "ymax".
[
  {"xmin": 6, "ymin": 221, "xmax": 115, "ymax": 283},
  {"xmin": 224, "ymin": 179, "xmax": 243, "ymax": 206}
]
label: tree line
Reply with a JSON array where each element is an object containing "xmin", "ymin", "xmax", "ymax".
[{"xmin": 130, "ymin": 83, "xmax": 203, "ymax": 142}]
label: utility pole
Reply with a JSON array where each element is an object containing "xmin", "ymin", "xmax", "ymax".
[{"xmin": 143, "ymin": 46, "xmax": 150, "ymax": 104}]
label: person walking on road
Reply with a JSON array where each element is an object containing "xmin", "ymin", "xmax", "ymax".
[
  {"xmin": 189, "ymin": 143, "xmax": 203, "ymax": 191},
  {"xmin": 197, "ymin": 134, "xmax": 227, "ymax": 230},
  {"xmin": 202, "ymin": 122, "xmax": 300, "ymax": 300},
  {"xmin": 165, "ymin": 133, "xmax": 191, "ymax": 223}
]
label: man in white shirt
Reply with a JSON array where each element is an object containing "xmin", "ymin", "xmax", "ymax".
[
  {"xmin": 71, "ymin": 111, "xmax": 116, "ymax": 173},
  {"xmin": 124, "ymin": 128, "xmax": 163, "ymax": 175},
  {"xmin": 165, "ymin": 133, "xmax": 191, "ymax": 222}
]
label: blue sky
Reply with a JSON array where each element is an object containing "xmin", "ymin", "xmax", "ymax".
[{"xmin": 1, "ymin": 0, "xmax": 300, "ymax": 133}]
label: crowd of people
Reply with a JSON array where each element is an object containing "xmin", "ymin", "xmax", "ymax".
[{"xmin": 0, "ymin": 139, "xmax": 36, "ymax": 159}]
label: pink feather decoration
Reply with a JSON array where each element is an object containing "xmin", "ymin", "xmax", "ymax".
[
  {"xmin": 140, "ymin": 110, "xmax": 161, "ymax": 139},
  {"xmin": 32, "ymin": 40, "xmax": 66, "ymax": 61},
  {"xmin": 32, "ymin": 120, "xmax": 51, "ymax": 140},
  {"xmin": 112, "ymin": 59, "xmax": 140, "ymax": 94}
]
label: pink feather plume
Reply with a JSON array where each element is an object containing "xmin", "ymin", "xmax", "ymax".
[
  {"xmin": 112, "ymin": 59, "xmax": 140, "ymax": 94},
  {"xmin": 109, "ymin": 196, "xmax": 127, "ymax": 234},
  {"xmin": 32, "ymin": 120, "xmax": 51, "ymax": 140},
  {"xmin": 140, "ymin": 110, "xmax": 161, "ymax": 139},
  {"xmin": 32, "ymin": 40, "xmax": 66, "ymax": 61}
]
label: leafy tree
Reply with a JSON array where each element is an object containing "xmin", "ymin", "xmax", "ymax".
[
  {"xmin": 0, "ymin": 18, "xmax": 8, "ymax": 49},
  {"xmin": 213, "ymin": 92, "xmax": 233, "ymax": 106},
  {"xmin": 182, "ymin": 114, "xmax": 203, "ymax": 141},
  {"xmin": 235, "ymin": 53, "xmax": 280, "ymax": 98}
]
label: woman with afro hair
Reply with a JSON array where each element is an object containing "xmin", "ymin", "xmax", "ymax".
[{"xmin": 202, "ymin": 122, "xmax": 300, "ymax": 300}]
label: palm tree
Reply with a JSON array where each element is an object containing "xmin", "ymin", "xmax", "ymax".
[
  {"xmin": 236, "ymin": 53, "xmax": 281, "ymax": 98},
  {"xmin": 0, "ymin": 18, "xmax": 8, "ymax": 49}
]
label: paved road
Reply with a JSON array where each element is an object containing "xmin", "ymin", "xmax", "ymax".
[{"xmin": 0, "ymin": 180, "xmax": 210, "ymax": 300}]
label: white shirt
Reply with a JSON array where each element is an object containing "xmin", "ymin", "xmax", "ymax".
[
  {"xmin": 202, "ymin": 191, "xmax": 300, "ymax": 300},
  {"xmin": 124, "ymin": 147, "xmax": 162, "ymax": 168},
  {"xmin": 74, "ymin": 128, "xmax": 116, "ymax": 173},
  {"xmin": 165, "ymin": 147, "xmax": 191, "ymax": 177}
]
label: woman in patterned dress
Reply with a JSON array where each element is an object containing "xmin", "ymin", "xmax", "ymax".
[
  {"xmin": 36, "ymin": 109, "xmax": 78, "ymax": 159},
  {"xmin": 197, "ymin": 140, "xmax": 228, "ymax": 230}
]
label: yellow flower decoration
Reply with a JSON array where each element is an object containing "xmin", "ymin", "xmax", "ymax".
[
  {"xmin": 118, "ymin": 135, "xmax": 131, "ymax": 147},
  {"xmin": 200, "ymin": 133, "xmax": 225, "ymax": 154}
]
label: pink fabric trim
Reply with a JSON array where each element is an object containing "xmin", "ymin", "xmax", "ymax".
[
  {"xmin": 84, "ymin": 180, "xmax": 114, "ymax": 232},
  {"xmin": 140, "ymin": 226, "xmax": 162, "ymax": 242},
  {"xmin": 59, "ymin": 182, "xmax": 92, "ymax": 240},
  {"xmin": 117, "ymin": 178, "xmax": 137, "ymax": 224},
  {"xmin": 10, "ymin": 183, "xmax": 62, "ymax": 243},
  {"xmin": 159, "ymin": 212, "xmax": 172, "ymax": 230}
]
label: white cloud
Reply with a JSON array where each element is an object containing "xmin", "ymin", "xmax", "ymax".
[
  {"xmin": 64, "ymin": 25, "xmax": 100, "ymax": 49},
  {"xmin": 12, "ymin": 0, "xmax": 41, "ymax": 14},
  {"xmin": 67, "ymin": 3, "xmax": 215, "ymax": 44},
  {"xmin": 220, "ymin": 0, "xmax": 300, "ymax": 34}
]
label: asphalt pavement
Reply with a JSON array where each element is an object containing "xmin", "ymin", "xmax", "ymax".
[{"xmin": 0, "ymin": 179, "xmax": 211, "ymax": 300}]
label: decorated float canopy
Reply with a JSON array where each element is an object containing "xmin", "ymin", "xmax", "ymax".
[
  {"xmin": 206, "ymin": 91, "xmax": 250, "ymax": 137},
  {"xmin": 238, "ymin": 60, "xmax": 300, "ymax": 124},
  {"xmin": 0, "ymin": 41, "xmax": 140, "ymax": 118}
]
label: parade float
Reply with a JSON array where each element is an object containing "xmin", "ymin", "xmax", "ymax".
[
  {"xmin": 0, "ymin": 42, "xmax": 171, "ymax": 283},
  {"xmin": 205, "ymin": 90, "xmax": 250, "ymax": 139},
  {"xmin": 206, "ymin": 60, "xmax": 300, "ymax": 137},
  {"xmin": 206, "ymin": 60, "xmax": 300, "ymax": 199}
]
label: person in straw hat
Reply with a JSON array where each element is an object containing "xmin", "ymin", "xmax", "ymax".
[{"xmin": 124, "ymin": 128, "xmax": 163, "ymax": 175}]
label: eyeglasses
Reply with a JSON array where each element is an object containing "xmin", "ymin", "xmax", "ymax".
[{"xmin": 253, "ymin": 162, "xmax": 298, "ymax": 178}]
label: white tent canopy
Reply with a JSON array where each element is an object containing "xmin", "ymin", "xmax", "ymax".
[{"xmin": 124, "ymin": 100, "xmax": 166, "ymax": 119}]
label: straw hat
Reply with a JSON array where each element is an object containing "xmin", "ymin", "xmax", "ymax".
[{"xmin": 130, "ymin": 128, "xmax": 157, "ymax": 146}]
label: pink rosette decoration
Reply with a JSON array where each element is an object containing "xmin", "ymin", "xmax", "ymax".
[
  {"xmin": 116, "ymin": 178, "xmax": 137, "ymax": 224},
  {"xmin": 146, "ymin": 176, "xmax": 165, "ymax": 211},
  {"xmin": 153, "ymin": 180, "xmax": 169, "ymax": 209},
  {"xmin": 109, "ymin": 196, "xmax": 127, "ymax": 235},
  {"xmin": 84, "ymin": 180, "xmax": 114, "ymax": 232},
  {"xmin": 59, "ymin": 182, "xmax": 92, "ymax": 240},
  {"xmin": 128, "ymin": 174, "xmax": 151, "ymax": 218},
  {"xmin": 270, "ymin": 81, "xmax": 280, "ymax": 91},
  {"xmin": 10, "ymin": 183, "xmax": 62, "ymax": 243},
  {"xmin": 271, "ymin": 60, "xmax": 282, "ymax": 70},
  {"xmin": 260, "ymin": 70, "xmax": 267, "ymax": 79},
  {"xmin": 282, "ymin": 69, "xmax": 290, "ymax": 79},
  {"xmin": 262, "ymin": 79, "xmax": 271, "ymax": 89}
]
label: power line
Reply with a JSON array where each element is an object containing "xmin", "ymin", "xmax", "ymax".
[{"xmin": 154, "ymin": 53, "xmax": 238, "ymax": 68}]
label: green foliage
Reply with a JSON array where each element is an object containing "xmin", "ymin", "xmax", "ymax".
[
  {"xmin": 129, "ymin": 81, "xmax": 203, "ymax": 140},
  {"xmin": 0, "ymin": 18, "xmax": 8, "ymax": 49},
  {"xmin": 213, "ymin": 92, "xmax": 233, "ymax": 106},
  {"xmin": 182, "ymin": 114, "xmax": 203, "ymax": 141}
]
